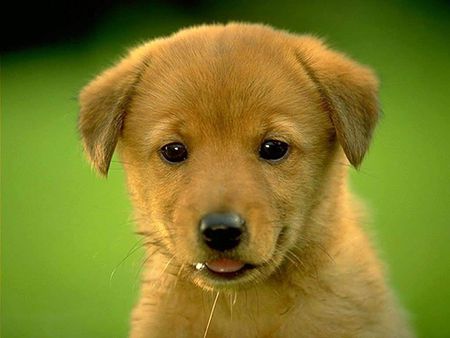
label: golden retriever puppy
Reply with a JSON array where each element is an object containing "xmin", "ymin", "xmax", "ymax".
[{"xmin": 79, "ymin": 23, "xmax": 414, "ymax": 338}]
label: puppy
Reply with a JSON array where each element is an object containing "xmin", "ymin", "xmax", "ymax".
[{"xmin": 79, "ymin": 23, "xmax": 414, "ymax": 337}]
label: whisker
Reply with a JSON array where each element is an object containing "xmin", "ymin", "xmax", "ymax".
[
  {"xmin": 173, "ymin": 263, "xmax": 185, "ymax": 290},
  {"xmin": 158, "ymin": 256, "xmax": 175, "ymax": 278},
  {"xmin": 203, "ymin": 291, "xmax": 220, "ymax": 338},
  {"xmin": 229, "ymin": 292, "xmax": 234, "ymax": 330},
  {"xmin": 284, "ymin": 252, "xmax": 300, "ymax": 269},
  {"xmin": 315, "ymin": 243, "xmax": 335, "ymax": 264},
  {"xmin": 110, "ymin": 237, "xmax": 146, "ymax": 285},
  {"xmin": 286, "ymin": 249, "xmax": 307, "ymax": 269},
  {"xmin": 133, "ymin": 247, "xmax": 159, "ymax": 289}
]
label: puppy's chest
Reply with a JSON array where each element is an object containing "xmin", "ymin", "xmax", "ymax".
[{"xmin": 137, "ymin": 280, "xmax": 299, "ymax": 337}]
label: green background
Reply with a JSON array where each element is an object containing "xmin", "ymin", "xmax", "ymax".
[{"xmin": 2, "ymin": 1, "xmax": 449, "ymax": 337}]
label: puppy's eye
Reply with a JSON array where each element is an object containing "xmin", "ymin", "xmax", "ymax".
[
  {"xmin": 259, "ymin": 140, "xmax": 289, "ymax": 161},
  {"xmin": 160, "ymin": 142, "xmax": 188, "ymax": 163}
]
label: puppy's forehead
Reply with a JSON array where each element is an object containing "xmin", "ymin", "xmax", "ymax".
[{"xmin": 128, "ymin": 25, "xmax": 321, "ymax": 140}]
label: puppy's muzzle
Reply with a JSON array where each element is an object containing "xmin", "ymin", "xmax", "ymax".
[{"xmin": 200, "ymin": 212, "xmax": 245, "ymax": 251}]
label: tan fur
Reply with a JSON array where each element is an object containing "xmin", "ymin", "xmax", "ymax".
[{"xmin": 79, "ymin": 23, "xmax": 414, "ymax": 337}]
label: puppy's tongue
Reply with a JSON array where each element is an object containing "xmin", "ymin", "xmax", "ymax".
[{"xmin": 205, "ymin": 259, "xmax": 245, "ymax": 273}]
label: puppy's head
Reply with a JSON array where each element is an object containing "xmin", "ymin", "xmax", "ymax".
[{"xmin": 79, "ymin": 23, "xmax": 378, "ymax": 290}]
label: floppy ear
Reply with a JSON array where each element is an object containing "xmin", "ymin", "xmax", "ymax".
[
  {"xmin": 294, "ymin": 37, "xmax": 379, "ymax": 168},
  {"xmin": 78, "ymin": 46, "xmax": 149, "ymax": 176}
]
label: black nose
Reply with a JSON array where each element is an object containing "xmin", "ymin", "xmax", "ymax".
[{"xmin": 200, "ymin": 213, "xmax": 245, "ymax": 251}]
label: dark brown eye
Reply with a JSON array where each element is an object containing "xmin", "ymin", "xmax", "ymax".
[
  {"xmin": 259, "ymin": 140, "xmax": 289, "ymax": 161},
  {"xmin": 160, "ymin": 142, "xmax": 188, "ymax": 163}
]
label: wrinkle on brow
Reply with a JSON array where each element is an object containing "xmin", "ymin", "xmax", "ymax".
[
  {"xmin": 260, "ymin": 111, "xmax": 305, "ymax": 150},
  {"xmin": 141, "ymin": 117, "xmax": 188, "ymax": 153}
]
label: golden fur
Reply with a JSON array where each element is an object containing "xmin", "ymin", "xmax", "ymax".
[{"xmin": 79, "ymin": 23, "xmax": 414, "ymax": 337}]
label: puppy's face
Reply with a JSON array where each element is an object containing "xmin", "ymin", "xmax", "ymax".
[{"xmin": 79, "ymin": 24, "xmax": 378, "ymax": 291}]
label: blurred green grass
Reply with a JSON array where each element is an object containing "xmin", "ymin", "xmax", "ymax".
[{"xmin": 2, "ymin": 1, "xmax": 449, "ymax": 337}]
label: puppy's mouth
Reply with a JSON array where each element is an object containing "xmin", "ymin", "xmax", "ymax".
[{"xmin": 193, "ymin": 258, "xmax": 256, "ymax": 279}]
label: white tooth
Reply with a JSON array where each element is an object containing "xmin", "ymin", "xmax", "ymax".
[{"xmin": 195, "ymin": 263, "xmax": 205, "ymax": 270}]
